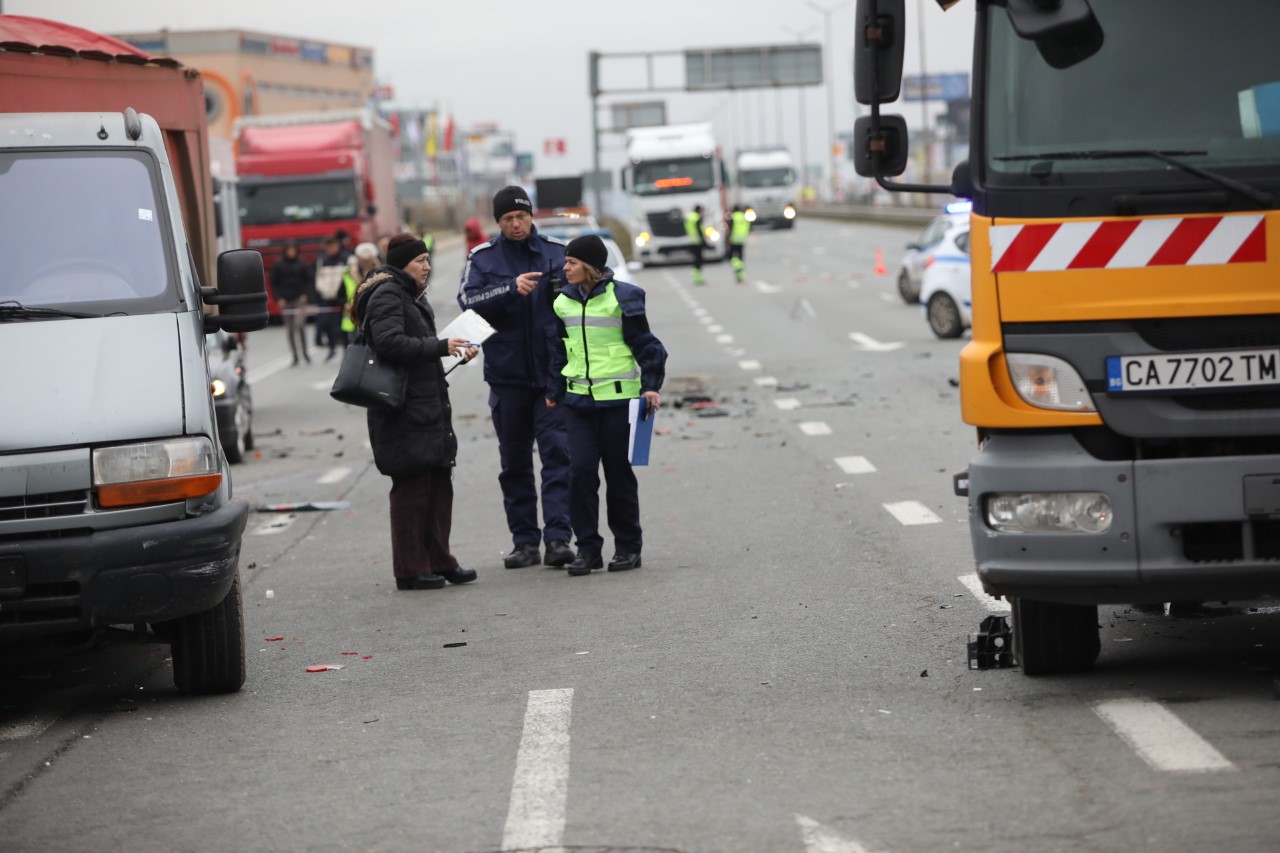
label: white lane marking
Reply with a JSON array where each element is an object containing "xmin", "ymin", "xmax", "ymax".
[
  {"xmin": 716, "ymin": 334, "xmax": 735, "ymax": 344},
  {"xmin": 753, "ymin": 376, "xmax": 778, "ymax": 387},
  {"xmin": 958, "ymin": 573, "xmax": 1010, "ymax": 612},
  {"xmin": 247, "ymin": 354, "xmax": 295, "ymax": 384},
  {"xmin": 738, "ymin": 359, "xmax": 762, "ymax": 371},
  {"xmin": 310, "ymin": 379, "xmax": 337, "ymax": 391},
  {"xmin": 795, "ymin": 814, "xmax": 878, "ymax": 853},
  {"xmin": 686, "ymin": 300, "xmax": 700, "ymax": 310},
  {"xmin": 727, "ymin": 347, "xmax": 746, "ymax": 357},
  {"xmin": 251, "ymin": 514, "xmax": 297, "ymax": 536},
  {"xmin": 502, "ymin": 688, "xmax": 574, "ymax": 851},
  {"xmin": 693, "ymin": 307, "xmax": 708, "ymax": 317},
  {"xmin": 847, "ymin": 281, "xmax": 861, "ymax": 290},
  {"xmin": 707, "ymin": 324, "xmax": 724, "ymax": 333},
  {"xmin": 848, "ymin": 332, "xmax": 905, "ymax": 352},
  {"xmin": 879, "ymin": 293, "xmax": 897, "ymax": 303},
  {"xmin": 774, "ymin": 398, "xmax": 801, "ymax": 411},
  {"xmin": 698, "ymin": 316, "xmax": 714, "ymax": 325},
  {"xmin": 883, "ymin": 501, "xmax": 942, "ymax": 526},
  {"xmin": 1093, "ymin": 699, "xmax": 1235, "ymax": 773},
  {"xmin": 317, "ymin": 466, "xmax": 352, "ymax": 485},
  {"xmin": 755, "ymin": 281, "xmax": 783, "ymax": 294},
  {"xmin": 835, "ymin": 456, "xmax": 876, "ymax": 474},
  {"xmin": 799, "ymin": 422, "xmax": 832, "ymax": 436}
]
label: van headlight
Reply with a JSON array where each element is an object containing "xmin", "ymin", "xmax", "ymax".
[
  {"xmin": 1006, "ymin": 353, "xmax": 1096, "ymax": 412},
  {"xmin": 745, "ymin": 209, "xmax": 757, "ymax": 222},
  {"xmin": 704, "ymin": 227, "xmax": 721, "ymax": 243},
  {"xmin": 635, "ymin": 231, "xmax": 651, "ymax": 248},
  {"xmin": 783, "ymin": 205, "xmax": 796, "ymax": 219},
  {"xmin": 986, "ymin": 492, "xmax": 1112, "ymax": 534},
  {"xmin": 93, "ymin": 437, "xmax": 222, "ymax": 508}
]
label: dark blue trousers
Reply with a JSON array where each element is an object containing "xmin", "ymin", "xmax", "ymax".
[
  {"xmin": 562, "ymin": 403, "xmax": 642, "ymax": 556},
  {"xmin": 489, "ymin": 385, "xmax": 572, "ymax": 546}
]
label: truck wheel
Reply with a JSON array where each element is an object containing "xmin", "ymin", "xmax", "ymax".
[
  {"xmin": 898, "ymin": 271, "xmax": 919, "ymax": 304},
  {"xmin": 927, "ymin": 292, "xmax": 964, "ymax": 338},
  {"xmin": 170, "ymin": 569, "xmax": 246, "ymax": 694},
  {"xmin": 1012, "ymin": 597, "xmax": 1100, "ymax": 675}
]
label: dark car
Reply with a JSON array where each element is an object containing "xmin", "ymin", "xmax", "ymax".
[{"xmin": 205, "ymin": 330, "xmax": 254, "ymax": 463}]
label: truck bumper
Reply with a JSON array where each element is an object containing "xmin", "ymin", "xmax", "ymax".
[
  {"xmin": 0, "ymin": 498, "xmax": 249, "ymax": 642},
  {"xmin": 968, "ymin": 432, "xmax": 1280, "ymax": 604}
]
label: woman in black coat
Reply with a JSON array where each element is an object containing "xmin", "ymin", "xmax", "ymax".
[{"xmin": 353, "ymin": 234, "xmax": 478, "ymax": 590}]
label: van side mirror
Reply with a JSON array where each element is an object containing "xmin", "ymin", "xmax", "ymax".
[
  {"xmin": 852, "ymin": 115, "xmax": 909, "ymax": 178},
  {"xmin": 854, "ymin": 0, "xmax": 906, "ymax": 105},
  {"xmin": 950, "ymin": 160, "xmax": 974, "ymax": 199},
  {"xmin": 203, "ymin": 249, "xmax": 268, "ymax": 333}
]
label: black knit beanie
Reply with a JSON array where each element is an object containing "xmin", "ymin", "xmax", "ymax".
[
  {"xmin": 492, "ymin": 185, "xmax": 533, "ymax": 221},
  {"xmin": 565, "ymin": 235, "xmax": 608, "ymax": 271},
  {"xmin": 386, "ymin": 238, "xmax": 429, "ymax": 270}
]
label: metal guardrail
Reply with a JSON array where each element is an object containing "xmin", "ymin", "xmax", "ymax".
[{"xmin": 798, "ymin": 202, "xmax": 940, "ymax": 228}]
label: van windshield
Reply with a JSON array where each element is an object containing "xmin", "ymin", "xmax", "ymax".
[{"xmin": 0, "ymin": 151, "xmax": 174, "ymax": 311}]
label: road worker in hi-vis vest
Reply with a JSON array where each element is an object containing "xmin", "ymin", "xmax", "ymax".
[
  {"xmin": 727, "ymin": 205, "xmax": 751, "ymax": 283},
  {"xmin": 684, "ymin": 204, "xmax": 708, "ymax": 286},
  {"xmin": 547, "ymin": 235, "xmax": 668, "ymax": 576}
]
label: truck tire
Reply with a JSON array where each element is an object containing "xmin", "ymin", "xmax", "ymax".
[
  {"xmin": 927, "ymin": 292, "xmax": 964, "ymax": 338},
  {"xmin": 1012, "ymin": 597, "xmax": 1100, "ymax": 675},
  {"xmin": 170, "ymin": 569, "xmax": 246, "ymax": 694}
]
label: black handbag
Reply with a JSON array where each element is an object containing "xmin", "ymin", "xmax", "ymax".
[{"xmin": 330, "ymin": 327, "xmax": 407, "ymax": 409}]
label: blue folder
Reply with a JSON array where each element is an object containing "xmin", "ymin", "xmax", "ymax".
[{"xmin": 628, "ymin": 398, "xmax": 655, "ymax": 466}]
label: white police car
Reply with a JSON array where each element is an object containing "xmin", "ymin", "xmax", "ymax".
[
  {"xmin": 918, "ymin": 214, "xmax": 972, "ymax": 339},
  {"xmin": 896, "ymin": 200, "xmax": 970, "ymax": 305}
]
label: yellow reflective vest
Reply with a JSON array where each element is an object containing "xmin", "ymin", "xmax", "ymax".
[
  {"xmin": 684, "ymin": 210, "xmax": 703, "ymax": 245},
  {"xmin": 730, "ymin": 210, "xmax": 750, "ymax": 244},
  {"xmin": 553, "ymin": 282, "xmax": 641, "ymax": 401}
]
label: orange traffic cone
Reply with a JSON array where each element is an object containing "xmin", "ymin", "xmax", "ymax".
[{"xmin": 873, "ymin": 248, "xmax": 887, "ymax": 277}]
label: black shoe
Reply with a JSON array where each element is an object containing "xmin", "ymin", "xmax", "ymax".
[
  {"xmin": 395, "ymin": 574, "xmax": 445, "ymax": 590},
  {"xmin": 504, "ymin": 543, "xmax": 541, "ymax": 569},
  {"xmin": 567, "ymin": 553, "xmax": 603, "ymax": 576},
  {"xmin": 544, "ymin": 540, "xmax": 574, "ymax": 568},
  {"xmin": 607, "ymin": 552, "xmax": 642, "ymax": 572},
  {"xmin": 439, "ymin": 566, "xmax": 477, "ymax": 585}
]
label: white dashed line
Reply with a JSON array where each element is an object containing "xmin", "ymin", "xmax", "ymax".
[
  {"xmin": 310, "ymin": 379, "xmax": 335, "ymax": 391},
  {"xmin": 754, "ymin": 281, "xmax": 782, "ymax": 294},
  {"xmin": 799, "ymin": 421, "xmax": 832, "ymax": 436},
  {"xmin": 880, "ymin": 293, "xmax": 897, "ymax": 303},
  {"xmin": 883, "ymin": 501, "xmax": 942, "ymax": 525},
  {"xmin": 1094, "ymin": 699, "xmax": 1235, "ymax": 773},
  {"xmin": 727, "ymin": 348, "xmax": 746, "ymax": 357},
  {"xmin": 958, "ymin": 573, "xmax": 1010, "ymax": 612},
  {"xmin": 753, "ymin": 376, "xmax": 778, "ymax": 387},
  {"xmin": 317, "ymin": 466, "xmax": 352, "ymax": 485},
  {"xmin": 738, "ymin": 359, "xmax": 762, "ymax": 371},
  {"xmin": 716, "ymin": 334, "xmax": 735, "ymax": 343},
  {"xmin": 774, "ymin": 398, "xmax": 801, "ymax": 410},
  {"xmin": 247, "ymin": 354, "xmax": 296, "ymax": 384},
  {"xmin": 693, "ymin": 308, "xmax": 708, "ymax": 317},
  {"xmin": 502, "ymin": 688, "xmax": 574, "ymax": 850},
  {"xmin": 707, "ymin": 324, "xmax": 724, "ymax": 333},
  {"xmin": 834, "ymin": 456, "xmax": 876, "ymax": 474},
  {"xmin": 699, "ymin": 316, "xmax": 714, "ymax": 325}
]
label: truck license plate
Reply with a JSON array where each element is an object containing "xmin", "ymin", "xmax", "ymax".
[{"xmin": 1107, "ymin": 348, "xmax": 1280, "ymax": 393}]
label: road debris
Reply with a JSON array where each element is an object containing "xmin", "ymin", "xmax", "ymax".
[
  {"xmin": 255, "ymin": 501, "xmax": 351, "ymax": 512},
  {"xmin": 305, "ymin": 664, "xmax": 346, "ymax": 673},
  {"xmin": 443, "ymin": 642, "xmax": 467, "ymax": 649},
  {"xmin": 967, "ymin": 614, "xmax": 1015, "ymax": 670}
]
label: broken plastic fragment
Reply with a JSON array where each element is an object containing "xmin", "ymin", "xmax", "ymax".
[
  {"xmin": 305, "ymin": 664, "xmax": 346, "ymax": 672},
  {"xmin": 255, "ymin": 501, "xmax": 351, "ymax": 513},
  {"xmin": 264, "ymin": 636, "xmax": 285, "ymax": 642},
  {"xmin": 442, "ymin": 642, "xmax": 467, "ymax": 649}
]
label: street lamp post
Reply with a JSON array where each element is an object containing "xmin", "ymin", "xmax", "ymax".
[{"xmin": 807, "ymin": 0, "xmax": 850, "ymax": 202}]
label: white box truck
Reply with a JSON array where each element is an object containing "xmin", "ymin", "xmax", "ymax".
[
  {"xmin": 623, "ymin": 123, "xmax": 728, "ymax": 265},
  {"xmin": 733, "ymin": 147, "xmax": 798, "ymax": 229}
]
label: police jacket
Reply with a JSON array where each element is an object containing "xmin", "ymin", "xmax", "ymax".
[
  {"xmin": 457, "ymin": 227, "xmax": 566, "ymax": 390},
  {"xmin": 547, "ymin": 270, "xmax": 667, "ymax": 410},
  {"xmin": 354, "ymin": 266, "xmax": 457, "ymax": 478}
]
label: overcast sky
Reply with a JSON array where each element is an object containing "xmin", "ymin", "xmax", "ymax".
[{"xmin": 9, "ymin": 0, "xmax": 974, "ymax": 177}]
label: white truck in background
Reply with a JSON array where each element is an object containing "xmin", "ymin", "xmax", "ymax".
[
  {"xmin": 733, "ymin": 147, "xmax": 798, "ymax": 229},
  {"xmin": 623, "ymin": 123, "xmax": 727, "ymax": 265}
]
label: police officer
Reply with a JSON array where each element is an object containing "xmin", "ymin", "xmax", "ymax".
[
  {"xmin": 547, "ymin": 235, "xmax": 668, "ymax": 576},
  {"xmin": 684, "ymin": 204, "xmax": 708, "ymax": 286},
  {"xmin": 727, "ymin": 205, "xmax": 750, "ymax": 283},
  {"xmin": 457, "ymin": 186, "xmax": 575, "ymax": 569}
]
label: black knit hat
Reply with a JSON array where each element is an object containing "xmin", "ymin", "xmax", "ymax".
[
  {"xmin": 386, "ymin": 238, "xmax": 429, "ymax": 270},
  {"xmin": 565, "ymin": 235, "xmax": 608, "ymax": 271},
  {"xmin": 492, "ymin": 185, "xmax": 533, "ymax": 221}
]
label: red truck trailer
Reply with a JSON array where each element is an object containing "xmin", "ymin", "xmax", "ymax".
[{"xmin": 235, "ymin": 110, "xmax": 398, "ymax": 313}]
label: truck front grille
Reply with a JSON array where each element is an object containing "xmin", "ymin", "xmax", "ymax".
[
  {"xmin": 646, "ymin": 211, "xmax": 687, "ymax": 238},
  {"xmin": 1134, "ymin": 314, "xmax": 1280, "ymax": 351}
]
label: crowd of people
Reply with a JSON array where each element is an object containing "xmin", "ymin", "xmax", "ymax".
[{"xmin": 330, "ymin": 186, "xmax": 668, "ymax": 591}]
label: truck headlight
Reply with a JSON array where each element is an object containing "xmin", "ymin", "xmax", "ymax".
[
  {"xmin": 93, "ymin": 437, "xmax": 222, "ymax": 508},
  {"xmin": 783, "ymin": 205, "xmax": 796, "ymax": 219},
  {"xmin": 210, "ymin": 378, "xmax": 227, "ymax": 397},
  {"xmin": 745, "ymin": 209, "xmax": 757, "ymax": 223},
  {"xmin": 986, "ymin": 492, "xmax": 1112, "ymax": 534},
  {"xmin": 635, "ymin": 231, "xmax": 651, "ymax": 248},
  {"xmin": 1006, "ymin": 353, "xmax": 1096, "ymax": 412},
  {"xmin": 704, "ymin": 227, "xmax": 721, "ymax": 243}
]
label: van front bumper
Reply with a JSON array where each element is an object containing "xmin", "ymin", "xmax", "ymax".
[{"xmin": 0, "ymin": 498, "xmax": 249, "ymax": 641}]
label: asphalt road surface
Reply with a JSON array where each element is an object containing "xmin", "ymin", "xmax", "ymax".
[{"xmin": 3, "ymin": 219, "xmax": 1279, "ymax": 852}]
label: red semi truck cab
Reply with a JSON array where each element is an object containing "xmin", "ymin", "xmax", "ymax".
[{"xmin": 234, "ymin": 110, "xmax": 398, "ymax": 312}]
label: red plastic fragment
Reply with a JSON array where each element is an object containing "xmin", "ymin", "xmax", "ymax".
[{"xmin": 264, "ymin": 636, "xmax": 285, "ymax": 642}]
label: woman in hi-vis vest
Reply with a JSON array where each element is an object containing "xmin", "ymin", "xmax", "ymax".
[{"xmin": 547, "ymin": 236, "xmax": 668, "ymax": 576}]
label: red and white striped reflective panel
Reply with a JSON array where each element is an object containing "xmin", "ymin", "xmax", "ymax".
[{"xmin": 990, "ymin": 215, "xmax": 1266, "ymax": 272}]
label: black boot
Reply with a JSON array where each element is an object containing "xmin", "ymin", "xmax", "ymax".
[
  {"xmin": 567, "ymin": 552, "xmax": 603, "ymax": 576},
  {"xmin": 607, "ymin": 552, "xmax": 642, "ymax": 572},
  {"xmin": 504, "ymin": 543, "xmax": 541, "ymax": 569},
  {"xmin": 544, "ymin": 540, "xmax": 574, "ymax": 568},
  {"xmin": 395, "ymin": 574, "xmax": 445, "ymax": 590},
  {"xmin": 439, "ymin": 566, "xmax": 477, "ymax": 585}
]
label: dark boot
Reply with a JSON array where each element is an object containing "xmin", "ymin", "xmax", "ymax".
[
  {"xmin": 396, "ymin": 574, "xmax": 445, "ymax": 590},
  {"xmin": 567, "ymin": 552, "xmax": 603, "ymax": 576},
  {"xmin": 544, "ymin": 540, "xmax": 575, "ymax": 568},
  {"xmin": 607, "ymin": 552, "xmax": 642, "ymax": 572},
  {"xmin": 504, "ymin": 543, "xmax": 541, "ymax": 569},
  {"xmin": 439, "ymin": 566, "xmax": 477, "ymax": 585}
]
